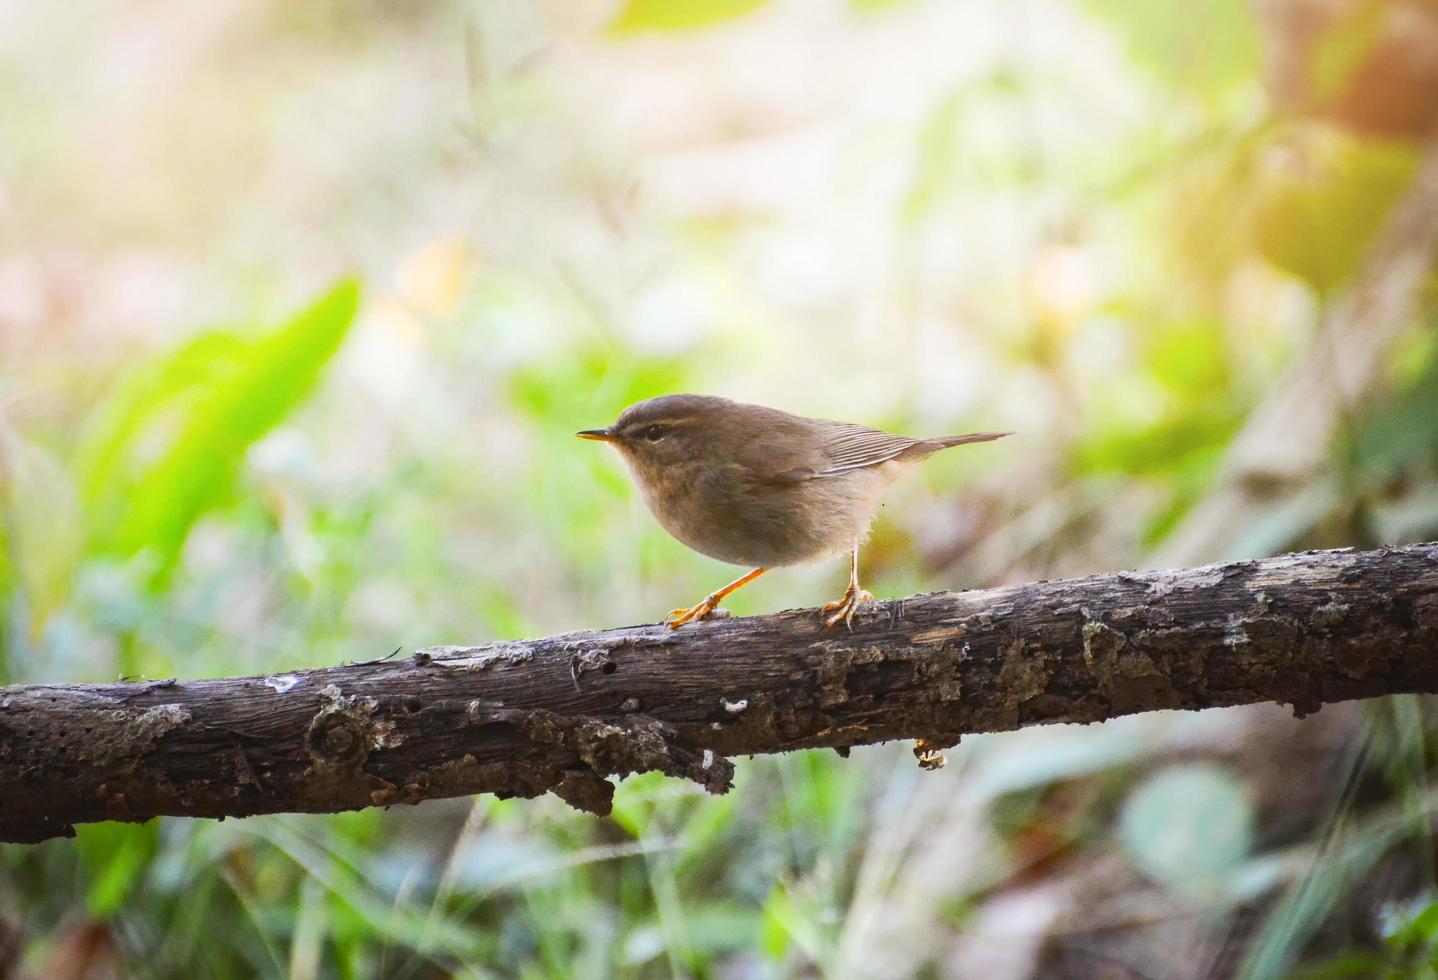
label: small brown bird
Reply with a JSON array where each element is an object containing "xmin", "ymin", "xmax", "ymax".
[{"xmin": 579, "ymin": 394, "xmax": 1009, "ymax": 629}]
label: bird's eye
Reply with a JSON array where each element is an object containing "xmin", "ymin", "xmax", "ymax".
[{"xmin": 644, "ymin": 424, "xmax": 667, "ymax": 442}]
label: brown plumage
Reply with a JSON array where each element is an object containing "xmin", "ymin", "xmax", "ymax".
[{"xmin": 578, "ymin": 394, "xmax": 1009, "ymax": 628}]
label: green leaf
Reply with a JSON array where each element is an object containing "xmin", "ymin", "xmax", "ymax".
[
  {"xmin": 1384, "ymin": 897, "xmax": 1438, "ymax": 949},
  {"xmin": 1118, "ymin": 763, "xmax": 1254, "ymax": 897},
  {"xmin": 610, "ymin": 0, "xmax": 768, "ymax": 32},
  {"xmin": 76, "ymin": 821, "xmax": 161, "ymax": 917},
  {"xmin": 73, "ymin": 332, "xmax": 252, "ymax": 508},
  {"xmin": 79, "ymin": 279, "xmax": 360, "ymax": 581}
]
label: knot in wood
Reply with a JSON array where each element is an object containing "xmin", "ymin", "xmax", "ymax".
[
  {"xmin": 324, "ymin": 724, "xmax": 356, "ymax": 757},
  {"xmin": 304, "ymin": 686, "xmax": 376, "ymax": 764},
  {"xmin": 306, "ymin": 703, "xmax": 372, "ymax": 769}
]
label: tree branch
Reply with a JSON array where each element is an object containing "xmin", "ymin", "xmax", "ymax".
[{"xmin": 3, "ymin": 543, "xmax": 1436, "ymax": 844}]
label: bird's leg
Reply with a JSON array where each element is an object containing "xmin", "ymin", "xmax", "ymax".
[
  {"xmin": 665, "ymin": 567, "xmax": 767, "ymax": 628},
  {"xmin": 822, "ymin": 542, "xmax": 874, "ymax": 629}
]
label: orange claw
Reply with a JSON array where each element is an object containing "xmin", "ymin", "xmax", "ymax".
[
  {"xmin": 822, "ymin": 541, "xmax": 872, "ymax": 629},
  {"xmin": 822, "ymin": 586, "xmax": 874, "ymax": 630},
  {"xmin": 665, "ymin": 600, "xmax": 717, "ymax": 628},
  {"xmin": 662, "ymin": 567, "xmax": 766, "ymax": 629}
]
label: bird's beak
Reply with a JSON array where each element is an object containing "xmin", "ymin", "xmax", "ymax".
[{"xmin": 576, "ymin": 428, "xmax": 617, "ymax": 443}]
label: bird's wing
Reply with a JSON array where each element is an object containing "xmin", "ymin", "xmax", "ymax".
[
  {"xmin": 813, "ymin": 423, "xmax": 919, "ymax": 477},
  {"xmin": 728, "ymin": 410, "xmax": 919, "ymax": 485}
]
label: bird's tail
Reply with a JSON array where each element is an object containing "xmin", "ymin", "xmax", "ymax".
[{"xmin": 905, "ymin": 431, "xmax": 1012, "ymax": 459}]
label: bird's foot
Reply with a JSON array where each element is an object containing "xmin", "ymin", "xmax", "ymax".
[
  {"xmin": 821, "ymin": 586, "xmax": 874, "ymax": 630},
  {"xmin": 664, "ymin": 597, "xmax": 729, "ymax": 629}
]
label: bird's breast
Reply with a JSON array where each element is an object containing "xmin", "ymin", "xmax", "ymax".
[{"xmin": 629, "ymin": 458, "xmax": 894, "ymax": 567}]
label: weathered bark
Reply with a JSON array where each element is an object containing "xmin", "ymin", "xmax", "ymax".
[{"xmin": 2, "ymin": 543, "xmax": 1436, "ymax": 844}]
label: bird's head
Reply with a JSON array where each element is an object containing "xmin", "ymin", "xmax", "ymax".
[{"xmin": 577, "ymin": 394, "xmax": 732, "ymax": 473}]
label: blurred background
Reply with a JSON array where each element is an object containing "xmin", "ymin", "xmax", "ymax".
[{"xmin": 2, "ymin": 0, "xmax": 1437, "ymax": 976}]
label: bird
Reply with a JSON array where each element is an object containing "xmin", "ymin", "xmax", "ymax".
[{"xmin": 578, "ymin": 394, "xmax": 1009, "ymax": 629}]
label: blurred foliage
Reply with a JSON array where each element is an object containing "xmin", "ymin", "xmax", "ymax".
[
  {"xmin": 2, "ymin": 0, "xmax": 1438, "ymax": 976},
  {"xmin": 1251, "ymin": 134, "xmax": 1417, "ymax": 296},
  {"xmin": 1307, "ymin": 0, "xmax": 1388, "ymax": 104},
  {"xmin": 1118, "ymin": 763, "xmax": 1256, "ymax": 898},
  {"xmin": 77, "ymin": 280, "xmax": 359, "ymax": 581},
  {"xmin": 0, "ymin": 423, "xmax": 82, "ymax": 635},
  {"xmin": 1079, "ymin": 0, "xmax": 1260, "ymax": 100},
  {"xmin": 610, "ymin": 0, "xmax": 770, "ymax": 32}
]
